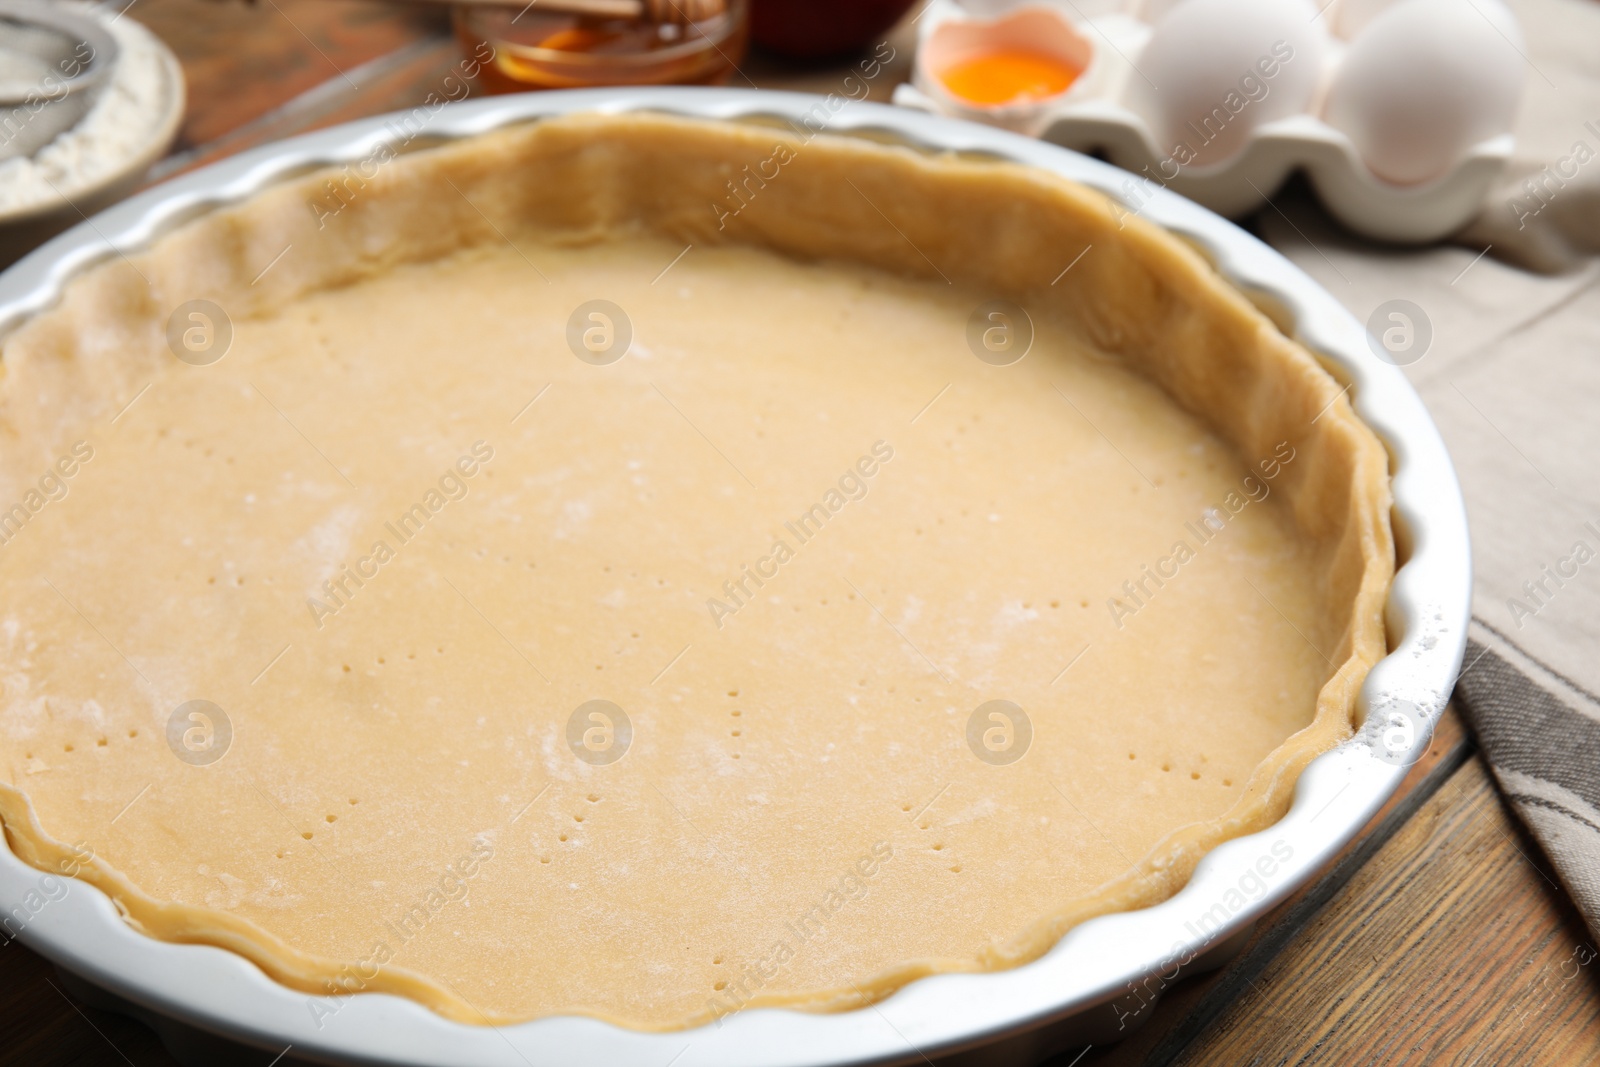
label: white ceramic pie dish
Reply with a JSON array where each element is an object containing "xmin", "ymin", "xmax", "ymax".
[{"xmin": 0, "ymin": 87, "xmax": 1470, "ymax": 1067}]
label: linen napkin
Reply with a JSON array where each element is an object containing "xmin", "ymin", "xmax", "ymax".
[
  {"xmin": 1456, "ymin": 0, "xmax": 1600, "ymax": 272},
  {"xmin": 1251, "ymin": 161, "xmax": 1600, "ymax": 942},
  {"xmin": 1456, "ymin": 635, "xmax": 1600, "ymax": 926},
  {"xmin": 1428, "ymin": 0, "xmax": 1600, "ymax": 938}
]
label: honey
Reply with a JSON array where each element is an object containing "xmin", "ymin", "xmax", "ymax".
[{"xmin": 454, "ymin": 1, "xmax": 749, "ymax": 93}]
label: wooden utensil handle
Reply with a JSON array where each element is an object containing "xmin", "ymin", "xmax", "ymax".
[
  {"xmin": 400, "ymin": 0, "xmax": 646, "ymax": 17},
  {"xmin": 395, "ymin": 0, "xmax": 728, "ymax": 21}
]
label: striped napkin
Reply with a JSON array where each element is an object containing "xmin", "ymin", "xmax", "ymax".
[
  {"xmin": 1457, "ymin": 0, "xmax": 1600, "ymax": 272},
  {"xmin": 1458, "ymin": 631, "xmax": 1600, "ymax": 926}
]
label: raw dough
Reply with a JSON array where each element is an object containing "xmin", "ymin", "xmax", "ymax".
[{"xmin": 0, "ymin": 113, "xmax": 1392, "ymax": 1029}]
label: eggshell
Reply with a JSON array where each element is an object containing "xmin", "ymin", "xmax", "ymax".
[
  {"xmin": 1324, "ymin": 0, "xmax": 1524, "ymax": 185},
  {"xmin": 915, "ymin": 6, "xmax": 1095, "ymax": 133},
  {"xmin": 1333, "ymin": 0, "xmax": 1399, "ymax": 40},
  {"xmin": 1139, "ymin": 0, "xmax": 1189, "ymax": 22},
  {"xmin": 921, "ymin": 7, "xmax": 1093, "ymax": 107},
  {"xmin": 1135, "ymin": 0, "xmax": 1328, "ymax": 168}
]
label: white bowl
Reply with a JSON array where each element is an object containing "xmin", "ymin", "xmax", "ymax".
[
  {"xmin": 0, "ymin": 87, "xmax": 1470, "ymax": 1067},
  {"xmin": 0, "ymin": 0, "xmax": 120, "ymax": 162},
  {"xmin": 0, "ymin": 4, "xmax": 185, "ymax": 267}
]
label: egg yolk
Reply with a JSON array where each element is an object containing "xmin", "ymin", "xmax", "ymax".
[{"xmin": 939, "ymin": 50, "xmax": 1079, "ymax": 106}]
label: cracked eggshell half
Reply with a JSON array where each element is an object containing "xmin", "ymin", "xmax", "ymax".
[{"xmin": 913, "ymin": 5, "xmax": 1098, "ymax": 135}]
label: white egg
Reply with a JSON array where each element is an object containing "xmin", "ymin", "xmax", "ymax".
[
  {"xmin": 1138, "ymin": 0, "xmax": 1189, "ymax": 23},
  {"xmin": 1334, "ymin": 0, "xmax": 1399, "ymax": 40},
  {"xmin": 1135, "ymin": 0, "xmax": 1327, "ymax": 168},
  {"xmin": 1324, "ymin": 0, "xmax": 1524, "ymax": 185}
]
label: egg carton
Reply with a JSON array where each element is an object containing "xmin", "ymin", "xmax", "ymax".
[{"xmin": 891, "ymin": 0, "xmax": 1516, "ymax": 242}]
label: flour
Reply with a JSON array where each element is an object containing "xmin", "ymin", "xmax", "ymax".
[{"xmin": 0, "ymin": 4, "xmax": 176, "ymax": 211}]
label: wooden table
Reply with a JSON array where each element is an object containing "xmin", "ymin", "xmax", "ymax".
[{"xmin": 3, "ymin": 3, "xmax": 1598, "ymax": 1063}]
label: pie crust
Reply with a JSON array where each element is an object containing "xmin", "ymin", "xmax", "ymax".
[{"xmin": 0, "ymin": 113, "xmax": 1392, "ymax": 1030}]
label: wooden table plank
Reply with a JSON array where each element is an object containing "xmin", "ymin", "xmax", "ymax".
[
  {"xmin": 142, "ymin": 0, "xmax": 917, "ymax": 183},
  {"xmin": 1066, "ymin": 705, "xmax": 1473, "ymax": 1066},
  {"xmin": 126, "ymin": 0, "xmax": 447, "ymax": 150},
  {"xmin": 148, "ymin": 35, "xmax": 467, "ymax": 182},
  {"xmin": 0, "ymin": 935, "xmax": 187, "ymax": 1066},
  {"xmin": 1162, "ymin": 752, "xmax": 1600, "ymax": 1066}
]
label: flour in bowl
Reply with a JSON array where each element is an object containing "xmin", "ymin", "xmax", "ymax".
[{"xmin": 0, "ymin": 4, "xmax": 177, "ymax": 212}]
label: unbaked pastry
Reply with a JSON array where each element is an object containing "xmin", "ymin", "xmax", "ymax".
[{"xmin": 0, "ymin": 112, "xmax": 1392, "ymax": 1030}]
